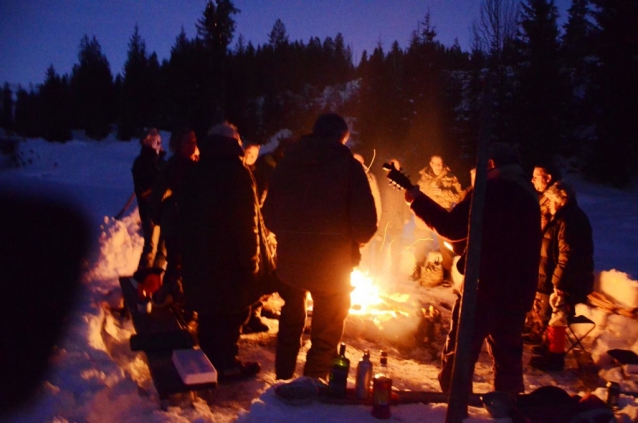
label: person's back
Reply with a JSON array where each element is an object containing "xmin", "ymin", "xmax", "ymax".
[
  {"xmin": 406, "ymin": 142, "xmax": 540, "ymax": 395},
  {"xmin": 179, "ymin": 122, "xmax": 263, "ymax": 380},
  {"xmin": 263, "ymin": 113, "xmax": 377, "ymax": 381}
]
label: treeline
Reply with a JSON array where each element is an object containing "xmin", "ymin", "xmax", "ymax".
[{"xmin": 1, "ymin": 0, "xmax": 637, "ymax": 187}]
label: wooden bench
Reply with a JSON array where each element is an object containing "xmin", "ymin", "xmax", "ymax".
[{"xmin": 119, "ymin": 277, "xmax": 217, "ymax": 409}]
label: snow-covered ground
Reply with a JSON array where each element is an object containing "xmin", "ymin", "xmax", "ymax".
[{"xmin": 1, "ymin": 134, "xmax": 637, "ymax": 422}]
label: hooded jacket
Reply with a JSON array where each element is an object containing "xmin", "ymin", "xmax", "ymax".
[
  {"xmin": 537, "ymin": 200, "xmax": 594, "ymax": 303},
  {"xmin": 262, "ymin": 134, "xmax": 378, "ymax": 293},
  {"xmin": 179, "ymin": 134, "xmax": 270, "ymax": 313}
]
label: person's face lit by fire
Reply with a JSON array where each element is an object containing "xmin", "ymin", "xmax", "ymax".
[
  {"xmin": 430, "ymin": 156, "xmax": 444, "ymax": 176},
  {"xmin": 532, "ymin": 167, "xmax": 552, "ymax": 193},
  {"xmin": 179, "ymin": 131, "xmax": 199, "ymax": 162},
  {"xmin": 244, "ymin": 145, "xmax": 260, "ymax": 166}
]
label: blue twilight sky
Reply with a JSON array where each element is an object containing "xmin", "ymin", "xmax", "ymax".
[{"xmin": 0, "ymin": 0, "xmax": 573, "ymax": 88}]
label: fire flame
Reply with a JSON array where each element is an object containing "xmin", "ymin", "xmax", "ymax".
[{"xmin": 349, "ymin": 268, "xmax": 384, "ymax": 315}]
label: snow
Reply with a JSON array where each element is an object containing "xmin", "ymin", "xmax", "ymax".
[{"xmin": 1, "ymin": 134, "xmax": 638, "ymax": 422}]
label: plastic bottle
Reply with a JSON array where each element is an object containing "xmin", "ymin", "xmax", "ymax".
[
  {"xmin": 328, "ymin": 342, "xmax": 350, "ymax": 398},
  {"xmin": 371, "ymin": 351, "xmax": 392, "ymax": 419},
  {"xmin": 355, "ymin": 350, "xmax": 373, "ymax": 399}
]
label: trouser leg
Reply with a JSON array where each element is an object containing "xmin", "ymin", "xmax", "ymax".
[
  {"xmin": 487, "ymin": 311, "xmax": 526, "ymax": 394},
  {"xmin": 304, "ymin": 288, "xmax": 351, "ymax": 379},
  {"xmin": 197, "ymin": 309, "xmax": 250, "ymax": 370},
  {"xmin": 438, "ymin": 295, "xmax": 485, "ymax": 394},
  {"xmin": 275, "ymin": 283, "xmax": 307, "ymax": 380}
]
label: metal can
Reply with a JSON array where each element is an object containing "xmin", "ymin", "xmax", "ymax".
[{"xmin": 606, "ymin": 381, "xmax": 620, "ymax": 409}]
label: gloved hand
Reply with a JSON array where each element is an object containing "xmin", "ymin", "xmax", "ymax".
[{"xmin": 548, "ymin": 288, "xmax": 568, "ymax": 327}]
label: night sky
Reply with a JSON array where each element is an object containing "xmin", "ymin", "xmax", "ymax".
[{"xmin": 0, "ymin": 0, "xmax": 573, "ymax": 87}]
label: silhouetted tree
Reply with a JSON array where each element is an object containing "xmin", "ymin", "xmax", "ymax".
[
  {"xmin": 69, "ymin": 35, "xmax": 114, "ymax": 139},
  {"xmin": 196, "ymin": 0, "xmax": 239, "ymax": 128},
  {"xmin": 40, "ymin": 65, "xmax": 72, "ymax": 141},
  {"xmin": 513, "ymin": 0, "xmax": 571, "ymax": 168},
  {"xmin": 587, "ymin": 0, "xmax": 638, "ymax": 186},
  {"xmin": 1, "ymin": 83, "xmax": 14, "ymax": 132}
]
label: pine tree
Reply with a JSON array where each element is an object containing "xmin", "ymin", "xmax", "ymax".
[
  {"xmin": 587, "ymin": 0, "xmax": 638, "ymax": 186},
  {"xmin": 512, "ymin": 0, "xmax": 570, "ymax": 167},
  {"xmin": 70, "ymin": 35, "xmax": 114, "ymax": 140},
  {"xmin": 1, "ymin": 83, "xmax": 14, "ymax": 132},
  {"xmin": 40, "ymin": 65, "xmax": 72, "ymax": 142},
  {"xmin": 117, "ymin": 25, "xmax": 152, "ymax": 140},
  {"xmin": 196, "ymin": 0, "xmax": 240, "ymax": 127}
]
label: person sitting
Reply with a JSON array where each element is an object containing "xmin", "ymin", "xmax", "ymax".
[{"xmin": 412, "ymin": 155, "xmax": 462, "ymax": 283}]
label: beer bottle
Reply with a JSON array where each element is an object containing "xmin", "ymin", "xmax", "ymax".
[
  {"xmin": 372, "ymin": 351, "xmax": 392, "ymax": 419},
  {"xmin": 355, "ymin": 350, "xmax": 373, "ymax": 399},
  {"xmin": 328, "ymin": 342, "xmax": 350, "ymax": 398}
]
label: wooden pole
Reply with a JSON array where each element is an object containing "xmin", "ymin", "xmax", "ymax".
[
  {"xmin": 445, "ymin": 73, "xmax": 494, "ymax": 423},
  {"xmin": 114, "ymin": 192, "xmax": 136, "ymax": 220}
]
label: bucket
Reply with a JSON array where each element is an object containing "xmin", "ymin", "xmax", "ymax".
[{"xmin": 546, "ymin": 325, "xmax": 566, "ymax": 353}]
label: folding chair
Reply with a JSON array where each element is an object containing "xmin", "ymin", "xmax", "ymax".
[{"xmin": 565, "ymin": 314, "xmax": 596, "ymax": 354}]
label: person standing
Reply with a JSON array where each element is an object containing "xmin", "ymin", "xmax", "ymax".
[
  {"xmin": 412, "ymin": 155, "xmax": 462, "ymax": 283},
  {"xmin": 263, "ymin": 113, "xmax": 377, "ymax": 381},
  {"xmin": 132, "ymin": 128, "xmax": 167, "ymax": 301},
  {"xmin": 529, "ymin": 181, "xmax": 594, "ymax": 371},
  {"xmin": 404, "ymin": 143, "xmax": 540, "ymax": 396},
  {"xmin": 531, "ymin": 165, "xmax": 560, "ymax": 231},
  {"xmin": 241, "ymin": 141, "xmax": 271, "ymax": 334},
  {"xmin": 179, "ymin": 122, "xmax": 269, "ymax": 381},
  {"xmin": 148, "ymin": 128, "xmax": 199, "ymax": 308}
]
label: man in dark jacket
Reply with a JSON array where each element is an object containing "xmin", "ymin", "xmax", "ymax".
[
  {"xmin": 263, "ymin": 113, "xmax": 377, "ymax": 381},
  {"xmin": 529, "ymin": 181, "xmax": 594, "ymax": 371},
  {"xmin": 179, "ymin": 122, "xmax": 273, "ymax": 381},
  {"xmin": 132, "ymin": 128, "xmax": 167, "ymax": 273},
  {"xmin": 404, "ymin": 143, "xmax": 540, "ymax": 396}
]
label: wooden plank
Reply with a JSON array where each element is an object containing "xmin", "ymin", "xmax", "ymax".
[{"xmin": 317, "ymin": 388, "xmax": 484, "ymax": 407}]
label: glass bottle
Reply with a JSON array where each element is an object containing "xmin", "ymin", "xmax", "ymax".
[{"xmin": 328, "ymin": 342, "xmax": 350, "ymax": 398}]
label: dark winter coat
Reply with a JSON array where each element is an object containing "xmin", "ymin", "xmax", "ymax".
[
  {"xmin": 179, "ymin": 134, "xmax": 272, "ymax": 314},
  {"xmin": 410, "ymin": 164, "xmax": 541, "ymax": 314},
  {"xmin": 149, "ymin": 154, "xmax": 196, "ymax": 238},
  {"xmin": 132, "ymin": 145, "xmax": 166, "ymax": 221},
  {"xmin": 262, "ymin": 134, "xmax": 378, "ymax": 293},
  {"xmin": 537, "ymin": 200, "xmax": 594, "ymax": 304}
]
